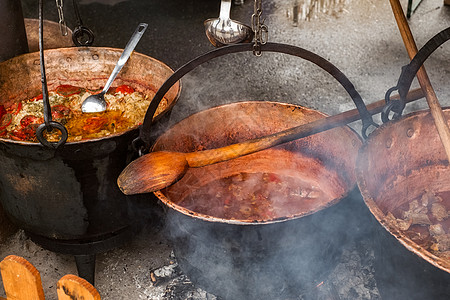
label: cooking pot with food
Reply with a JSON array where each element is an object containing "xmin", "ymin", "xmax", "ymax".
[
  {"xmin": 356, "ymin": 27, "xmax": 450, "ymax": 299},
  {"xmin": 153, "ymin": 101, "xmax": 363, "ymax": 299},
  {"xmin": 130, "ymin": 43, "xmax": 371, "ymax": 299},
  {"xmin": 0, "ymin": 47, "xmax": 180, "ymax": 244}
]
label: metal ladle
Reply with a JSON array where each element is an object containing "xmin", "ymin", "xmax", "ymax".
[
  {"xmin": 204, "ymin": 0, "xmax": 253, "ymax": 47},
  {"xmin": 81, "ymin": 23, "xmax": 148, "ymax": 113}
]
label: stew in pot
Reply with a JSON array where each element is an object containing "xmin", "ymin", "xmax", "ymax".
[
  {"xmin": 178, "ymin": 171, "xmax": 331, "ymax": 221},
  {"xmin": 386, "ymin": 190, "xmax": 450, "ymax": 260},
  {"xmin": 0, "ymin": 84, "xmax": 168, "ymax": 142}
]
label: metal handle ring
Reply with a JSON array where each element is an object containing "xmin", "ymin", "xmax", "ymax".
[
  {"xmin": 72, "ymin": 26, "xmax": 95, "ymax": 46},
  {"xmin": 138, "ymin": 43, "xmax": 376, "ymax": 152},
  {"xmin": 136, "ymin": 42, "xmax": 376, "ymax": 154},
  {"xmin": 381, "ymin": 86, "xmax": 405, "ymax": 123},
  {"xmin": 396, "ymin": 27, "xmax": 450, "ymax": 112},
  {"xmin": 36, "ymin": 121, "xmax": 68, "ymax": 149}
]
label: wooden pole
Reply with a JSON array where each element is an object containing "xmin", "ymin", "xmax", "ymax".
[{"xmin": 390, "ymin": 0, "xmax": 450, "ymax": 162}]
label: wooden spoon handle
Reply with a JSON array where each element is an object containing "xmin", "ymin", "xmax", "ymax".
[
  {"xmin": 186, "ymin": 116, "xmax": 344, "ymax": 167},
  {"xmin": 186, "ymin": 88, "xmax": 425, "ymax": 168},
  {"xmin": 390, "ymin": 0, "xmax": 450, "ymax": 161}
]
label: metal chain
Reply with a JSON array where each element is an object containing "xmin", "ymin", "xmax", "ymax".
[
  {"xmin": 251, "ymin": 0, "xmax": 268, "ymax": 56},
  {"xmin": 55, "ymin": 0, "xmax": 68, "ymax": 36}
]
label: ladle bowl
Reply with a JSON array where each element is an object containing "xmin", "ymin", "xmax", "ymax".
[{"xmin": 204, "ymin": 0, "xmax": 253, "ymax": 47}]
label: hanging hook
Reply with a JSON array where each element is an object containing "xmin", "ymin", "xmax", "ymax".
[
  {"xmin": 36, "ymin": 0, "xmax": 68, "ymax": 149},
  {"xmin": 72, "ymin": 0, "xmax": 95, "ymax": 46}
]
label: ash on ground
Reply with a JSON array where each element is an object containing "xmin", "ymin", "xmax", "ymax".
[
  {"xmin": 0, "ymin": 225, "xmax": 379, "ymax": 300},
  {"xmin": 147, "ymin": 239, "xmax": 380, "ymax": 300}
]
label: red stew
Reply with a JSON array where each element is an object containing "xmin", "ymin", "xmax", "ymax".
[
  {"xmin": 178, "ymin": 172, "xmax": 329, "ymax": 221},
  {"xmin": 0, "ymin": 84, "xmax": 168, "ymax": 142}
]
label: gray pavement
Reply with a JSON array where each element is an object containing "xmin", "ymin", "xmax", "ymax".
[{"xmin": 0, "ymin": 0, "xmax": 449, "ymax": 299}]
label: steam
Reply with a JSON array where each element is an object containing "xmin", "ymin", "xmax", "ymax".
[{"xmin": 163, "ymin": 188, "xmax": 369, "ymax": 299}]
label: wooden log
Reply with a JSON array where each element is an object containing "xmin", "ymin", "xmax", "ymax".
[
  {"xmin": 57, "ymin": 274, "xmax": 101, "ymax": 300},
  {"xmin": 0, "ymin": 255, "xmax": 45, "ymax": 300}
]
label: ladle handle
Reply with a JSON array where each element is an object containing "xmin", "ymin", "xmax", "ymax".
[
  {"xmin": 137, "ymin": 42, "xmax": 377, "ymax": 153},
  {"xmin": 219, "ymin": 0, "xmax": 232, "ymax": 20},
  {"xmin": 102, "ymin": 23, "xmax": 148, "ymax": 94},
  {"xmin": 395, "ymin": 27, "xmax": 450, "ymax": 103},
  {"xmin": 36, "ymin": 0, "xmax": 68, "ymax": 149}
]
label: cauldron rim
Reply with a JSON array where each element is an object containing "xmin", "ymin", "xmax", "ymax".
[
  {"xmin": 155, "ymin": 189, "xmax": 353, "ymax": 225},
  {"xmin": 153, "ymin": 100, "xmax": 362, "ymax": 225},
  {"xmin": 0, "ymin": 125, "xmax": 139, "ymax": 146}
]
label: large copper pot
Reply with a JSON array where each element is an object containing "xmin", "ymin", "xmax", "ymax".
[
  {"xmin": 152, "ymin": 101, "xmax": 362, "ymax": 299},
  {"xmin": 356, "ymin": 27, "xmax": 450, "ymax": 299},
  {"xmin": 0, "ymin": 47, "xmax": 180, "ymax": 244},
  {"xmin": 356, "ymin": 110, "xmax": 450, "ymax": 299},
  {"xmin": 122, "ymin": 42, "xmax": 377, "ymax": 299}
]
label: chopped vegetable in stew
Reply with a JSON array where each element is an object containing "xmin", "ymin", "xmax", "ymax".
[
  {"xmin": 386, "ymin": 190, "xmax": 450, "ymax": 261},
  {"xmin": 179, "ymin": 172, "xmax": 330, "ymax": 221},
  {"xmin": 0, "ymin": 84, "xmax": 168, "ymax": 142}
]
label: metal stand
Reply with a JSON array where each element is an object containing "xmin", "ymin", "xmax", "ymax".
[
  {"xmin": 26, "ymin": 225, "xmax": 137, "ymax": 285},
  {"xmin": 75, "ymin": 254, "xmax": 96, "ymax": 285}
]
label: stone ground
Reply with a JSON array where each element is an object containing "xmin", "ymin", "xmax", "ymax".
[{"xmin": 0, "ymin": 0, "xmax": 449, "ymax": 299}]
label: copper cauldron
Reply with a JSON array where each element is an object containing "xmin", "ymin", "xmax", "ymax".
[
  {"xmin": 0, "ymin": 47, "xmax": 180, "ymax": 245},
  {"xmin": 153, "ymin": 101, "xmax": 362, "ymax": 299},
  {"xmin": 128, "ymin": 42, "xmax": 372, "ymax": 299},
  {"xmin": 356, "ymin": 27, "xmax": 450, "ymax": 299}
]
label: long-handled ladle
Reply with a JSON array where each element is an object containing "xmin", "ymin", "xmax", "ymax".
[
  {"xmin": 81, "ymin": 23, "xmax": 148, "ymax": 113},
  {"xmin": 117, "ymin": 88, "xmax": 424, "ymax": 195},
  {"xmin": 390, "ymin": 0, "xmax": 450, "ymax": 162}
]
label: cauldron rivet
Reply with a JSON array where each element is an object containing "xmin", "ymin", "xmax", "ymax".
[
  {"xmin": 66, "ymin": 57, "xmax": 72, "ymax": 62},
  {"xmin": 406, "ymin": 128, "xmax": 415, "ymax": 137},
  {"xmin": 92, "ymin": 54, "xmax": 99, "ymax": 60},
  {"xmin": 385, "ymin": 138, "xmax": 393, "ymax": 148}
]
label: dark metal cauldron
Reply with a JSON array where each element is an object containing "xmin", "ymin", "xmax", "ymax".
[
  {"xmin": 135, "ymin": 42, "xmax": 369, "ymax": 299},
  {"xmin": 0, "ymin": 47, "xmax": 180, "ymax": 244},
  {"xmin": 356, "ymin": 27, "xmax": 450, "ymax": 300}
]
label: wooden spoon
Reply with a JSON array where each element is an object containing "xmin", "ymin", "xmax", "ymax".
[
  {"xmin": 390, "ymin": 0, "xmax": 450, "ymax": 161},
  {"xmin": 117, "ymin": 88, "xmax": 424, "ymax": 195}
]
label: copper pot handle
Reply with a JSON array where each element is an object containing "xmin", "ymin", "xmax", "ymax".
[
  {"xmin": 135, "ymin": 42, "xmax": 376, "ymax": 154},
  {"xmin": 383, "ymin": 26, "xmax": 450, "ymax": 123}
]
